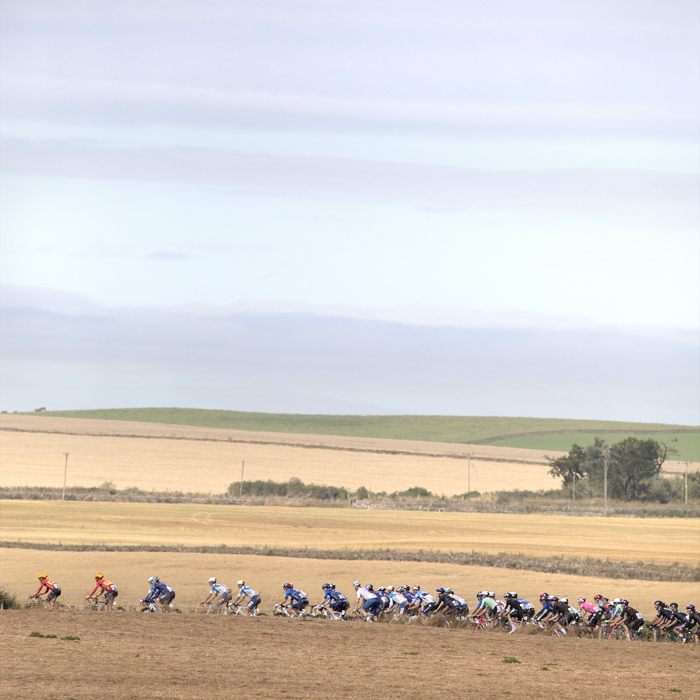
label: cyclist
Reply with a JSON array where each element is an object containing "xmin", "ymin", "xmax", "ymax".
[
  {"xmin": 683, "ymin": 604, "xmax": 700, "ymax": 643},
  {"xmin": 618, "ymin": 600, "xmax": 644, "ymax": 640},
  {"xmin": 400, "ymin": 585, "xmax": 416, "ymax": 611},
  {"xmin": 385, "ymin": 586, "xmax": 409, "ymax": 614},
  {"xmin": 201, "ymin": 577, "xmax": 232, "ymax": 610},
  {"xmin": 279, "ymin": 583, "xmax": 308, "ymax": 615},
  {"xmin": 408, "ymin": 585, "xmax": 438, "ymax": 617},
  {"xmin": 648, "ymin": 601, "xmax": 675, "ymax": 638},
  {"xmin": 502, "ymin": 592, "xmax": 532, "ymax": 633},
  {"xmin": 232, "ymin": 580, "xmax": 261, "ymax": 615},
  {"xmin": 549, "ymin": 597, "xmax": 577, "ymax": 636},
  {"xmin": 376, "ymin": 587, "xmax": 391, "ymax": 612},
  {"xmin": 321, "ymin": 583, "xmax": 348, "ymax": 619},
  {"xmin": 141, "ymin": 576, "xmax": 175, "ymax": 611},
  {"xmin": 435, "ymin": 587, "xmax": 468, "ymax": 617},
  {"xmin": 353, "ymin": 581, "xmax": 381, "ymax": 621},
  {"xmin": 534, "ymin": 593, "xmax": 555, "ymax": 624},
  {"xmin": 588, "ymin": 595, "xmax": 611, "ymax": 630},
  {"xmin": 577, "ymin": 597, "xmax": 597, "ymax": 622},
  {"xmin": 31, "ymin": 573, "xmax": 62, "ymax": 609},
  {"xmin": 86, "ymin": 572, "xmax": 118, "ymax": 610}
]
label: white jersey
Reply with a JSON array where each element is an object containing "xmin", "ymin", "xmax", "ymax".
[
  {"xmin": 388, "ymin": 592, "xmax": 407, "ymax": 605},
  {"xmin": 416, "ymin": 592, "xmax": 436, "ymax": 604},
  {"xmin": 356, "ymin": 587, "xmax": 378, "ymax": 601},
  {"xmin": 238, "ymin": 585, "xmax": 258, "ymax": 599},
  {"xmin": 210, "ymin": 583, "xmax": 230, "ymax": 596}
]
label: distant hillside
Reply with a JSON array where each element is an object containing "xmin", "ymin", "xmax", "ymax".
[{"xmin": 27, "ymin": 408, "xmax": 700, "ymax": 461}]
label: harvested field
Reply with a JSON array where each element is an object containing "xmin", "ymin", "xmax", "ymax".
[
  {"xmin": 0, "ymin": 415, "xmax": 566, "ymax": 496},
  {"xmin": 2, "ymin": 548, "xmax": 697, "ymax": 618},
  {"xmin": 1, "ymin": 608, "xmax": 697, "ymax": 700},
  {"xmin": 2, "ymin": 501, "xmax": 698, "ymax": 567}
]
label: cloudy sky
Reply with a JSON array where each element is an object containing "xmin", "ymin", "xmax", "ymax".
[{"xmin": 1, "ymin": 1, "xmax": 698, "ymax": 424}]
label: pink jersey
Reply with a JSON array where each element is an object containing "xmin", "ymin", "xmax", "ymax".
[{"xmin": 579, "ymin": 602, "xmax": 597, "ymax": 614}]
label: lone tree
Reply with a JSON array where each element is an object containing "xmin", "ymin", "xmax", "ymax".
[
  {"xmin": 547, "ymin": 443, "xmax": 586, "ymax": 485},
  {"xmin": 608, "ymin": 437, "xmax": 666, "ymax": 501}
]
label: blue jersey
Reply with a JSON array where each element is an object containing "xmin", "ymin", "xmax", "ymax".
[
  {"xmin": 145, "ymin": 582, "xmax": 174, "ymax": 601},
  {"xmin": 285, "ymin": 588, "xmax": 307, "ymax": 603},
  {"xmin": 327, "ymin": 591, "xmax": 347, "ymax": 605},
  {"xmin": 403, "ymin": 592, "xmax": 414, "ymax": 604}
]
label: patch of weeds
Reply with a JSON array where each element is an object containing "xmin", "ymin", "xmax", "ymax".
[
  {"xmin": 61, "ymin": 635, "xmax": 80, "ymax": 641},
  {"xmin": 502, "ymin": 657, "xmax": 521, "ymax": 664},
  {"xmin": 668, "ymin": 689, "xmax": 681, "ymax": 694},
  {"xmin": 403, "ymin": 651, "xmax": 420, "ymax": 655},
  {"xmin": 539, "ymin": 666, "xmax": 549, "ymax": 671},
  {"xmin": 28, "ymin": 631, "xmax": 57, "ymax": 638}
]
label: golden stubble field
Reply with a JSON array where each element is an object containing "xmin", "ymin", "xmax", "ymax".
[
  {"xmin": 2, "ymin": 548, "xmax": 697, "ymax": 619},
  {"xmin": 3, "ymin": 610, "xmax": 697, "ymax": 700},
  {"xmin": 3, "ymin": 500, "xmax": 699, "ymax": 566},
  {"xmin": 0, "ymin": 415, "xmax": 564, "ymax": 495}
]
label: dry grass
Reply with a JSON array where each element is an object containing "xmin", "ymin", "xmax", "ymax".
[
  {"xmin": 0, "ymin": 415, "xmax": 564, "ymax": 496},
  {"xmin": 1, "ymin": 548, "xmax": 697, "ymax": 619},
  {"xmin": 3, "ymin": 608, "xmax": 697, "ymax": 699},
  {"xmin": 2, "ymin": 500, "xmax": 698, "ymax": 566}
]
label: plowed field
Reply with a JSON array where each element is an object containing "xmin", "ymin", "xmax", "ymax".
[{"xmin": 1, "ymin": 609, "xmax": 696, "ymax": 699}]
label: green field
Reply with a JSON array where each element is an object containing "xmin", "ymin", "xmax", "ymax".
[
  {"xmin": 29, "ymin": 408, "xmax": 700, "ymax": 461},
  {"xmin": 487, "ymin": 432, "xmax": 700, "ymax": 464}
]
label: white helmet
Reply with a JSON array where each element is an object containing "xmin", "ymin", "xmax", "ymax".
[
  {"xmin": 488, "ymin": 591, "xmax": 495, "ymax": 597},
  {"xmin": 148, "ymin": 576, "xmax": 159, "ymax": 584},
  {"xmin": 353, "ymin": 580, "xmax": 361, "ymax": 587},
  {"xmin": 560, "ymin": 598, "xmax": 568, "ymax": 604},
  {"xmin": 612, "ymin": 598, "xmax": 621, "ymax": 604},
  {"xmin": 208, "ymin": 577, "xmax": 216, "ymax": 584},
  {"xmin": 237, "ymin": 580, "xmax": 245, "ymax": 587}
]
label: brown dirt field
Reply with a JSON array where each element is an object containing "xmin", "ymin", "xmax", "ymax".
[
  {"xmin": 2, "ymin": 500, "xmax": 699, "ymax": 566},
  {"xmin": 1, "ymin": 609, "xmax": 697, "ymax": 700},
  {"xmin": 0, "ymin": 414, "xmax": 564, "ymax": 495},
  {"xmin": 2, "ymin": 549, "xmax": 697, "ymax": 619}
]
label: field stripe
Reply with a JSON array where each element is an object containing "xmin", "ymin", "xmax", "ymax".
[{"xmin": 2, "ymin": 540, "xmax": 697, "ymax": 582}]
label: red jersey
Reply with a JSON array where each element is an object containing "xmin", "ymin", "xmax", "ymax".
[
  {"xmin": 35, "ymin": 579, "xmax": 58, "ymax": 596},
  {"xmin": 89, "ymin": 578, "xmax": 115, "ymax": 596}
]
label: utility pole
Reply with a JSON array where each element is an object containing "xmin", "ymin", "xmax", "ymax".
[
  {"xmin": 467, "ymin": 454, "xmax": 471, "ymax": 494},
  {"xmin": 62, "ymin": 452, "xmax": 70, "ymax": 500},
  {"xmin": 603, "ymin": 454, "xmax": 608, "ymax": 517},
  {"xmin": 239, "ymin": 460, "xmax": 245, "ymax": 498}
]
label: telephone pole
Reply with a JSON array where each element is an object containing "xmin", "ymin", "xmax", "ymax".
[{"xmin": 62, "ymin": 452, "xmax": 70, "ymax": 500}]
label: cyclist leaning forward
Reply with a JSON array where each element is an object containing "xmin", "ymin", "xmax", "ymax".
[
  {"xmin": 31, "ymin": 573, "xmax": 62, "ymax": 608},
  {"xmin": 86, "ymin": 572, "xmax": 118, "ymax": 610},
  {"xmin": 233, "ymin": 580, "xmax": 261, "ymax": 615},
  {"xmin": 201, "ymin": 577, "xmax": 232, "ymax": 610}
]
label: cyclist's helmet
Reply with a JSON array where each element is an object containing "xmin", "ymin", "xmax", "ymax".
[
  {"xmin": 621, "ymin": 599, "xmax": 629, "ymax": 605},
  {"xmin": 436, "ymin": 587, "xmax": 445, "ymax": 594},
  {"xmin": 539, "ymin": 592, "xmax": 548, "ymax": 602},
  {"xmin": 444, "ymin": 588, "xmax": 453, "ymax": 594},
  {"xmin": 654, "ymin": 600, "xmax": 664, "ymax": 607},
  {"xmin": 37, "ymin": 573, "xmax": 47, "ymax": 580},
  {"xmin": 488, "ymin": 591, "xmax": 495, "ymax": 597},
  {"xmin": 237, "ymin": 580, "xmax": 245, "ymax": 587},
  {"xmin": 329, "ymin": 583, "xmax": 336, "ymax": 589},
  {"xmin": 686, "ymin": 604, "xmax": 695, "ymax": 611},
  {"xmin": 477, "ymin": 591, "xmax": 485, "ymax": 598},
  {"xmin": 321, "ymin": 583, "xmax": 331, "ymax": 590},
  {"xmin": 612, "ymin": 598, "xmax": 621, "ymax": 604},
  {"xmin": 366, "ymin": 584, "xmax": 374, "ymax": 591},
  {"xmin": 505, "ymin": 592, "xmax": 517, "ymax": 599},
  {"xmin": 208, "ymin": 577, "xmax": 216, "ymax": 584},
  {"xmin": 548, "ymin": 596, "xmax": 559, "ymax": 603},
  {"xmin": 377, "ymin": 586, "xmax": 386, "ymax": 592},
  {"xmin": 94, "ymin": 572, "xmax": 103, "ymax": 579},
  {"xmin": 148, "ymin": 576, "xmax": 159, "ymax": 584},
  {"xmin": 560, "ymin": 598, "xmax": 568, "ymax": 604},
  {"xmin": 283, "ymin": 582, "xmax": 293, "ymax": 589},
  {"xmin": 594, "ymin": 594, "xmax": 604, "ymax": 601},
  {"xmin": 387, "ymin": 585, "xmax": 395, "ymax": 592},
  {"xmin": 670, "ymin": 602, "xmax": 678, "ymax": 609},
  {"xmin": 353, "ymin": 581, "xmax": 361, "ymax": 588},
  {"xmin": 412, "ymin": 585, "xmax": 420, "ymax": 591},
  {"xmin": 578, "ymin": 597, "xmax": 586, "ymax": 603}
]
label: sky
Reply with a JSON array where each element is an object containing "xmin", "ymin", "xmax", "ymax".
[{"xmin": 1, "ymin": 1, "xmax": 699, "ymax": 424}]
